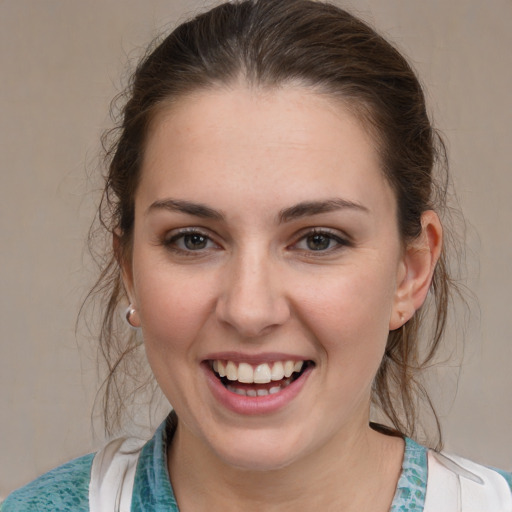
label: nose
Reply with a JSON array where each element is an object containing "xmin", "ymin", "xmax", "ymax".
[{"xmin": 215, "ymin": 250, "xmax": 290, "ymax": 338}]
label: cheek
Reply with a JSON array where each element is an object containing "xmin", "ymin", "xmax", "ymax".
[
  {"xmin": 132, "ymin": 263, "xmax": 219, "ymax": 406},
  {"xmin": 294, "ymin": 261, "xmax": 397, "ymax": 359},
  {"xmin": 133, "ymin": 258, "xmax": 217, "ymax": 355}
]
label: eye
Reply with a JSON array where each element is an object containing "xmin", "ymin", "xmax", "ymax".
[
  {"xmin": 292, "ymin": 230, "xmax": 348, "ymax": 252},
  {"xmin": 164, "ymin": 229, "xmax": 219, "ymax": 253},
  {"xmin": 181, "ymin": 233, "xmax": 210, "ymax": 250}
]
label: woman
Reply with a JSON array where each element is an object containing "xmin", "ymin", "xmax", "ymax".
[{"xmin": 2, "ymin": 0, "xmax": 511, "ymax": 510}]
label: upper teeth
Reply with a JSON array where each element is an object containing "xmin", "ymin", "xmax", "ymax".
[{"xmin": 212, "ymin": 360, "xmax": 304, "ymax": 384}]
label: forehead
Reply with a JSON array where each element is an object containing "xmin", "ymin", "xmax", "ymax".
[{"xmin": 138, "ymin": 85, "xmax": 394, "ymax": 217}]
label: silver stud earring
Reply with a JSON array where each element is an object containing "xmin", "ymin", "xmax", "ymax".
[{"xmin": 125, "ymin": 305, "xmax": 139, "ymax": 329}]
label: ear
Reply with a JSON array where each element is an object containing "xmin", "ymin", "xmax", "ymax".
[
  {"xmin": 114, "ymin": 230, "xmax": 141, "ymax": 327},
  {"xmin": 389, "ymin": 210, "xmax": 443, "ymax": 330}
]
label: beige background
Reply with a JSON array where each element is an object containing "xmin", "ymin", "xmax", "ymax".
[{"xmin": 1, "ymin": 0, "xmax": 511, "ymax": 497}]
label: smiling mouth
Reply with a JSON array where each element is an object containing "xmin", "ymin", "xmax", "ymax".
[{"xmin": 209, "ymin": 359, "xmax": 314, "ymax": 397}]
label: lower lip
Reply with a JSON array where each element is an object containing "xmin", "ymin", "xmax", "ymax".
[{"xmin": 202, "ymin": 363, "xmax": 313, "ymax": 415}]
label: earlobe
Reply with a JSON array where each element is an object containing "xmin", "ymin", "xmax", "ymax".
[{"xmin": 389, "ymin": 210, "xmax": 443, "ymax": 330}]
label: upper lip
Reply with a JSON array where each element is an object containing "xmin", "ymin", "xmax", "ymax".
[{"xmin": 203, "ymin": 352, "xmax": 313, "ymax": 364}]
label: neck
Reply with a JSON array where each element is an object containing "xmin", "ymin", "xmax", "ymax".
[{"xmin": 167, "ymin": 416, "xmax": 404, "ymax": 512}]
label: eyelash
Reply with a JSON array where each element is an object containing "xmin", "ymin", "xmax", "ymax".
[
  {"xmin": 290, "ymin": 228, "xmax": 350, "ymax": 254},
  {"xmin": 162, "ymin": 227, "xmax": 350, "ymax": 256},
  {"xmin": 162, "ymin": 228, "xmax": 220, "ymax": 255}
]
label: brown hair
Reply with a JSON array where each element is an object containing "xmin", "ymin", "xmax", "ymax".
[{"xmin": 90, "ymin": 0, "xmax": 457, "ymax": 446}]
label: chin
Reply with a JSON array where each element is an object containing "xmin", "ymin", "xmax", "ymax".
[
  {"xmin": 218, "ymin": 446, "xmax": 300, "ymax": 472},
  {"xmin": 204, "ymin": 427, "xmax": 311, "ymax": 472}
]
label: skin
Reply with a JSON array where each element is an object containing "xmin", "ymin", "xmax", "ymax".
[{"xmin": 121, "ymin": 85, "xmax": 442, "ymax": 511}]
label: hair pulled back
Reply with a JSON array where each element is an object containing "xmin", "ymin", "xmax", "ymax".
[{"xmin": 93, "ymin": 0, "xmax": 453, "ymax": 446}]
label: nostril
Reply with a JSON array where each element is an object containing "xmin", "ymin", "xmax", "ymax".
[{"xmin": 215, "ymin": 273, "xmax": 291, "ymax": 337}]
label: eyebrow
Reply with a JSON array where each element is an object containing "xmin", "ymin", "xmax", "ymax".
[
  {"xmin": 278, "ymin": 198, "xmax": 369, "ymax": 223},
  {"xmin": 146, "ymin": 199, "xmax": 225, "ymax": 220},
  {"xmin": 146, "ymin": 197, "xmax": 368, "ymax": 223}
]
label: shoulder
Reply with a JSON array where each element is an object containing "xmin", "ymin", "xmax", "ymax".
[
  {"xmin": 492, "ymin": 467, "xmax": 512, "ymax": 491},
  {"xmin": 1, "ymin": 453, "xmax": 94, "ymax": 512},
  {"xmin": 430, "ymin": 450, "xmax": 512, "ymax": 490},
  {"xmin": 425, "ymin": 450, "xmax": 512, "ymax": 510},
  {"xmin": 398, "ymin": 438, "xmax": 512, "ymax": 511}
]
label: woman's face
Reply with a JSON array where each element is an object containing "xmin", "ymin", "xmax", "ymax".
[{"xmin": 124, "ymin": 85, "xmax": 412, "ymax": 470}]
